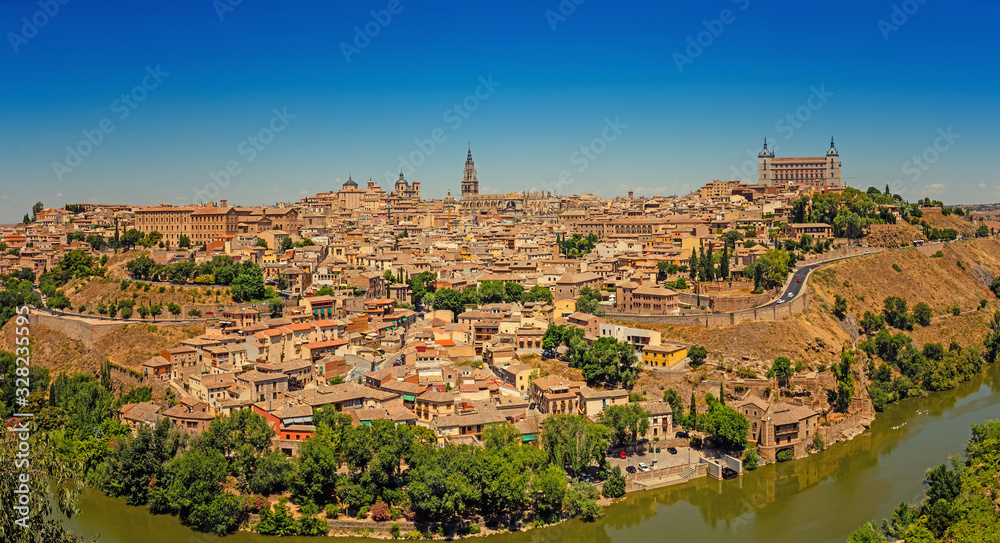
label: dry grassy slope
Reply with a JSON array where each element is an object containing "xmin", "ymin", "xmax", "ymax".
[
  {"xmin": 922, "ymin": 209, "xmax": 978, "ymax": 237},
  {"xmin": 63, "ymin": 277, "xmax": 234, "ymax": 310},
  {"xmin": 810, "ymin": 239, "xmax": 1000, "ymax": 318},
  {"xmin": 0, "ymin": 322, "xmax": 100, "ymax": 375},
  {"xmin": 632, "ymin": 239, "xmax": 1000, "ymax": 373},
  {"xmin": 521, "ymin": 354, "xmax": 584, "ymax": 382},
  {"xmin": 94, "ymin": 323, "xmax": 206, "ymax": 369},
  {"xmin": 0, "ymin": 319, "xmax": 206, "ymax": 376}
]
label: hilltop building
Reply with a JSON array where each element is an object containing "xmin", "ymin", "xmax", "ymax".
[{"xmin": 758, "ymin": 138, "xmax": 841, "ymax": 189}]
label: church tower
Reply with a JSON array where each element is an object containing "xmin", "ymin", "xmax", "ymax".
[
  {"xmin": 461, "ymin": 144, "xmax": 478, "ymax": 199},
  {"xmin": 826, "ymin": 136, "xmax": 841, "ymax": 186},
  {"xmin": 757, "ymin": 138, "xmax": 774, "ymax": 186}
]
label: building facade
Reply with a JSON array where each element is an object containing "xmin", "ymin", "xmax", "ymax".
[{"xmin": 758, "ymin": 138, "xmax": 841, "ymax": 189}]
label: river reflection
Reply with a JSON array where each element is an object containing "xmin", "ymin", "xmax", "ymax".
[{"xmin": 66, "ymin": 364, "xmax": 1000, "ymax": 543}]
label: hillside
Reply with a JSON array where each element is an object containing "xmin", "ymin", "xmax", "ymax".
[
  {"xmin": 0, "ymin": 320, "xmax": 206, "ymax": 376},
  {"xmin": 93, "ymin": 322, "xmax": 207, "ymax": 369},
  {"xmin": 628, "ymin": 239, "xmax": 1000, "ymax": 400},
  {"xmin": 921, "ymin": 208, "xmax": 978, "ymax": 237},
  {"xmin": 61, "ymin": 276, "xmax": 234, "ymax": 313}
]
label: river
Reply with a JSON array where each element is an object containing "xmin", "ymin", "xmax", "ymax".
[{"xmin": 64, "ymin": 363, "xmax": 1000, "ymax": 543}]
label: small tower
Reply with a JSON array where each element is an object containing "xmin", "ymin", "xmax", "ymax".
[
  {"xmin": 461, "ymin": 144, "xmax": 479, "ymax": 199},
  {"xmin": 826, "ymin": 137, "xmax": 841, "ymax": 186},
  {"xmin": 757, "ymin": 138, "xmax": 775, "ymax": 186}
]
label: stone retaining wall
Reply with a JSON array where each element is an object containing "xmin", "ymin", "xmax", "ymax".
[{"xmin": 607, "ymin": 285, "xmax": 809, "ymax": 329}]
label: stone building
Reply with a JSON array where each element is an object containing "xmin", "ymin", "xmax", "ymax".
[{"xmin": 758, "ymin": 137, "xmax": 841, "ymax": 189}]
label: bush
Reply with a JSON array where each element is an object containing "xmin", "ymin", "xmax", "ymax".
[
  {"xmin": 891, "ymin": 263, "xmax": 902, "ymax": 272},
  {"xmin": 951, "ymin": 305, "xmax": 961, "ymax": 316},
  {"xmin": 390, "ymin": 524, "xmax": 401, "ymax": 539},
  {"xmin": 812, "ymin": 433, "xmax": 825, "ymax": 452},
  {"xmin": 931, "ymin": 250, "xmax": 944, "ymax": 258},
  {"xmin": 776, "ymin": 448, "xmax": 794, "ymax": 462},
  {"xmin": 187, "ymin": 308, "xmax": 202, "ymax": 317},
  {"xmin": 357, "ymin": 505, "xmax": 370, "ymax": 519},
  {"xmin": 742, "ymin": 444, "xmax": 760, "ymax": 470},
  {"xmin": 601, "ymin": 466, "xmax": 626, "ymax": 498},
  {"xmin": 913, "ymin": 302, "xmax": 933, "ymax": 326},
  {"xmin": 324, "ymin": 503, "xmax": 339, "ymax": 519},
  {"xmin": 370, "ymin": 501, "xmax": 391, "ymax": 522},
  {"xmin": 406, "ymin": 530, "xmax": 423, "ymax": 540},
  {"xmin": 468, "ymin": 524, "xmax": 481, "ymax": 534}
]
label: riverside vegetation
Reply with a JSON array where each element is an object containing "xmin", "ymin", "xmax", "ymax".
[{"xmin": 846, "ymin": 419, "xmax": 1000, "ymax": 542}]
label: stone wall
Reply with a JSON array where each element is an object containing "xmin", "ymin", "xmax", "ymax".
[{"xmin": 607, "ymin": 285, "xmax": 809, "ymax": 329}]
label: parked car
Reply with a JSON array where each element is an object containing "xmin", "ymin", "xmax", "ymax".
[
  {"xmin": 777, "ymin": 299, "xmax": 786, "ymax": 305},
  {"xmin": 675, "ymin": 431, "xmax": 688, "ymax": 439},
  {"xmin": 625, "ymin": 466, "xmax": 636, "ymax": 474},
  {"xmin": 638, "ymin": 462, "xmax": 650, "ymax": 472},
  {"xmin": 619, "ymin": 450, "xmax": 627, "ymax": 459},
  {"xmin": 667, "ymin": 447, "xmax": 678, "ymax": 455}
]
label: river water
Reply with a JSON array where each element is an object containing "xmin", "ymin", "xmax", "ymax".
[{"xmin": 65, "ymin": 363, "xmax": 1000, "ymax": 543}]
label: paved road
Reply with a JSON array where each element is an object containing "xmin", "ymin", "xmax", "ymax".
[{"xmin": 759, "ymin": 252, "xmax": 872, "ymax": 309}]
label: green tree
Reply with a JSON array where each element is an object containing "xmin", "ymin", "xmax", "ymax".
[
  {"xmin": 602, "ymin": 466, "xmax": 626, "ymax": 498},
  {"xmin": 200, "ymin": 409, "xmax": 275, "ymax": 489},
  {"xmin": 431, "ymin": 288, "xmax": 466, "ymax": 321},
  {"xmin": 766, "ymin": 356, "xmax": 794, "ymax": 386},
  {"xmin": 985, "ymin": 310, "xmax": 1000, "ymax": 365},
  {"xmin": 913, "ymin": 302, "xmax": 933, "ymax": 326},
  {"xmin": 523, "ymin": 285, "xmax": 554, "ymax": 305},
  {"xmin": 701, "ymin": 394, "xmax": 749, "ymax": 451},
  {"xmin": 833, "ymin": 294, "xmax": 848, "ymax": 318},
  {"xmin": 688, "ymin": 345, "xmax": 708, "ymax": 366},
  {"xmin": 575, "ymin": 286, "xmax": 605, "ymax": 316},
  {"xmin": 178, "ymin": 234, "xmax": 191, "ymax": 248},
  {"xmin": 598, "ymin": 403, "xmax": 651, "ymax": 447},
  {"xmin": 231, "ymin": 262, "xmax": 265, "ymax": 302}
]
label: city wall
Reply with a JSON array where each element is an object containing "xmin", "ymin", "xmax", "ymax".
[{"xmin": 608, "ymin": 285, "xmax": 809, "ymax": 329}]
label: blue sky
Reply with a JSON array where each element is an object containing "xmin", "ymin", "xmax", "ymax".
[{"xmin": 1, "ymin": 0, "xmax": 998, "ymax": 222}]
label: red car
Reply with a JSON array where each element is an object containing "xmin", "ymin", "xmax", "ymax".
[
  {"xmin": 797, "ymin": 278, "xmax": 802, "ymax": 283},
  {"xmin": 618, "ymin": 450, "xmax": 627, "ymax": 459}
]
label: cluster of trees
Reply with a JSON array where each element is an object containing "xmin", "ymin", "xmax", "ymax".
[
  {"xmin": 22, "ymin": 383, "xmax": 616, "ymax": 539},
  {"xmin": 556, "ymin": 233, "xmax": 599, "ymax": 257},
  {"xmin": 542, "ymin": 325, "xmax": 641, "ymax": 387},
  {"xmin": 832, "ymin": 350, "xmax": 857, "ymax": 413},
  {"xmin": 687, "ymin": 243, "xmax": 731, "ymax": 283},
  {"xmin": 859, "ymin": 296, "xmax": 940, "ymax": 335},
  {"xmin": 66, "ymin": 231, "xmax": 114, "ymax": 251},
  {"xmin": 656, "ymin": 261, "xmax": 689, "ymax": 279},
  {"xmin": 742, "ymin": 249, "xmax": 793, "ymax": 293},
  {"xmin": 788, "ymin": 185, "xmax": 925, "ymax": 241},
  {"xmin": 406, "ymin": 271, "xmax": 437, "ymax": 308},
  {"xmin": 36, "ymin": 249, "xmax": 107, "ymax": 310},
  {"xmin": 126, "ymin": 255, "xmax": 269, "ymax": 302},
  {"xmin": 662, "ymin": 388, "xmax": 748, "ymax": 453},
  {"xmin": 921, "ymin": 224, "xmax": 959, "ymax": 242},
  {"xmin": 0, "ymin": 271, "xmax": 37, "ymax": 328},
  {"xmin": 858, "ymin": 311, "xmax": 999, "ymax": 411},
  {"xmin": 429, "ymin": 282, "xmax": 553, "ymax": 319},
  {"xmin": 575, "ymin": 286, "xmax": 604, "ymax": 316},
  {"xmin": 781, "ymin": 234, "xmax": 831, "ymax": 255},
  {"xmin": 848, "ymin": 420, "xmax": 1000, "ymax": 542}
]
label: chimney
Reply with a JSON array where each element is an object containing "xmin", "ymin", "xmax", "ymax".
[{"xmin": 220, "ymin": 199, "xmax": 228, "ymax": 207}]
